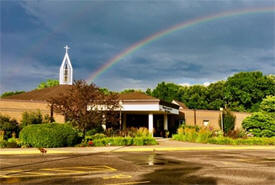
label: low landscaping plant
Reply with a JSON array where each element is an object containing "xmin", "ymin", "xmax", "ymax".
[
  {"xmin": 91, "ymin": 136, "xmax": 157, "ymax": 147},
  {"xmin": 19, "ymin": 123, "xmax": 79, "ymax": 148},
  {"xmin": 0, "ymin": 139, "xmax": 7, "ymax": 148},
  {"xmin": 207, "ymin": 137, "xmax": 275, "ymax": 145},
  {"xmin": 85, "ymin": 126, "xmax": 104, "ymax": 137},
  {"xmin": 0, "ymin": 114, "xmax": 20, "ymax": 139},
  {"xmin": 84, "ymin": 133, "xmax": 106, "ymax": 142},
  {"xmin": 6, "ymin": 137, "xmax": 20, "ymax": 148},
  {"xmin": 172, "ymin": 125, "xmax": 275, "ymax": 145}
]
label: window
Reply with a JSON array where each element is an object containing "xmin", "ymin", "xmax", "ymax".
[
  {"xmin": 203, "ymin": 120, "xmax": 209, "ymax": 126},
  {"xmin": 64, "ymin": 63, "xmax": 68, "ymax": 82}
]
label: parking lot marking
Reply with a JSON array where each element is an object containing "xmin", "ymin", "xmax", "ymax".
[
  {"xmin": 0, "ymin": 165, "xmax": 117, "ymax": 178},
  {"xmin": 103, "ymin": 173, "xmax": 132, "ymax": 179},
  {"xmin": 42, "ymin": 168, "xmax": 87, "ymax": 174},
  {"xmin": 105, "ymin": 181, "xmax": 150, "ymax": 185},
  {"xmin": 73, "ymin": 165, "xmax": 117, "ymax": 172}
]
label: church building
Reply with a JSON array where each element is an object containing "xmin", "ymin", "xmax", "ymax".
[{"xmin": 0, "ymin": 46, "xmax": 251, "ymax": 137}]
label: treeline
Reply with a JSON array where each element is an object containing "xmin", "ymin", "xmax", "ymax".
[
  {"xmin": 146, "ymin": 72, "xmax": 275, "ymax": 112},
  {"xmin": 1, "ymin": 71, "xmax": 274, "ymax": 112}
]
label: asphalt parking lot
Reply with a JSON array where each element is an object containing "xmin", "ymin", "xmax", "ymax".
[{"xmin": 1, "ymin": 149, "xmax": 275, "ymax": 185}]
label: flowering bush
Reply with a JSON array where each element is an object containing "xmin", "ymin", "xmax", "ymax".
[{"xmin": 88, "ymin": 140, "xmax": 93, "ymax": 146}]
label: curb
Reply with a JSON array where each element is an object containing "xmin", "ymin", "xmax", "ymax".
[{"xmin": 1, "ymin": 146, "xmax": 275, "ymax": 155}]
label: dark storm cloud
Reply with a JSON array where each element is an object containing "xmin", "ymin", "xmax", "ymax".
[{"xmin": 1, "ymin": 0, "xmax": 274, "ymax": 93}]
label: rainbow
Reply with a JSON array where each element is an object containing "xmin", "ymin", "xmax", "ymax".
[{"xmin": 87, "ymin": 7, "xmax": 275, "ymax": 83}]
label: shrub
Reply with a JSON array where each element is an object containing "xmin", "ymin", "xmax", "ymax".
[
  {"xmin": 220, "ymin": 109, "xmax": 236, "ymax": 134},
  {"xmin": 6, "ymin": 138, "xmax": 19, "ymax": 148},
  {"xmin": 242, "ymin": 112, "xmax": 275, "ymax": 137},
  {"xmin": 91, "ymin": 133, "xmax": 106, "ymax": 140},
  {"xmin": 177, "ymin": 127, "xmax": 184, "ymax": 135},
  {"xmin": 195, "ymin": 128, "xmax": 212, "ymax": 143},
  {"xmin": 207, "ymin": 137, "xmax": 275, "ymax": 145},
  {"xmin": 260, "ymin": 96, "xmax": 275, "ymax": 113},
  {"xmin": 92, "ymin": 136, "xmax": 157, "ymax": 146},
  {"xmin": 133, "ymin": 137, "xmax": 144, "ymax": 146},
  {"xmin": 21, "ymin": 110, "xmax": 43, "ymax": 127},
  {"xmin": 242, "ymin": 96, "xmax": 275, "ymax": 137},
  {"xmin": 173, "ymin": 126, "xmax": 213, "ymax": 143},
  {"xmin": 208, "ymin": 137, "xmax": 233, "ymax": 145},
  {"xmin": 0, "ymin": 114, "xmax": 19, "ymax": 139},
  {"xmin": 143, "ymin": 137, "xmax": 158, "ymax": 145},
  {"xmin": 86, "ymin": 126, "xmax": 104, "ymax": 137},
  {"xmin": 136, "ymin": 127, "xmax": 149, "ymax": 137},
  {"xmin": 0, "ymin": 140, "xmax": 7, "ymax": 148},
  {"xmin": 19, "ymin": 123, "xmax": 79, "ymax": 147},
  {"xmin": 226, "ymin": 129, "xmax": 247, "ymax": 139}
]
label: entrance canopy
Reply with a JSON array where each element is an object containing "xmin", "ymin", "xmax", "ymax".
[{"xmin": 118, "ymin": 92, "xmax": 179, "ymax": 115}]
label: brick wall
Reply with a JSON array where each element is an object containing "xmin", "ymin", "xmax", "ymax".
[
  {"xmin": 0, "ymin": 99, "xmax": 64, "ymax": 123},
  {"xmin": 180, "ymin": 108, "xmax": 251, "ymax": 130}
]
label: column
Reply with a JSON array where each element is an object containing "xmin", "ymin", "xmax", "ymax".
[
  {"xmin": 164, "ymin": 114, "xmax": 168, "ymax": 130},
  {"xmin": 148, "ymin": 113, "xmax": 154, "ymax": 137},
  {"xmin": 102, "ymin": 114, "xmax": 106, "ymax": 130}
]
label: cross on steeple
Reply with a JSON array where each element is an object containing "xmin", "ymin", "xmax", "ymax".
[{"xmin": 64, "ymin": 45, "xmax": 70, "ymax": 53}]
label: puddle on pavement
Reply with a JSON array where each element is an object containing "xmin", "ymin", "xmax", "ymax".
[
  {"xmin": 120, "ymin": 153, "xmax": 181, "ymax": 166},
  {"xmin": 119, "ymin": 153, "xmax": 217, "ymax": 184}
]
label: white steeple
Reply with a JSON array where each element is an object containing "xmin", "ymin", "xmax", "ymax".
[{"xmin": 59, "ymin": 45, "xmax": 73, "ymax": 85}]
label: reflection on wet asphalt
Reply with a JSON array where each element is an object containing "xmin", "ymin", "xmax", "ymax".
[
  {"xmin": 120, "ymin": 152, "xmax": 217, "ymax": 184},
  {"xmin": 1, "ymin": 150, "xmax": 275, "ymax": 185}
]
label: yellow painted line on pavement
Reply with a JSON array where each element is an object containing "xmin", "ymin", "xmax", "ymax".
[
  {"xmin": 106, "ymin": 181, "xmax": 150, "ymax": 185},
  {"xmin": 0, "ymin": 165, "xmax": 117, "ymax": 178},
  {"xmin": 103, "ymin": 174, "xmax": 132, "ymax": 179},
  {"xmin": 74, "ymin": 165, "xmax": 117, "ymax": 172},
  {"xmin": 114, "ymin": 146, "xmax": 275, "ymax": 152},
  {"xmin": 42, "ymin": 168, "xmax": 86, "ymax": 174}
]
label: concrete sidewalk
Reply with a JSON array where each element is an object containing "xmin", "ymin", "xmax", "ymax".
[{"xmin": 1, "ymin": 139, "xmax": 275, "ymax": 155}]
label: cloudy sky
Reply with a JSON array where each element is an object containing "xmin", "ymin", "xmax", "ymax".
[{"xmin": 1, "ymin": 0, "xmax": 274, "ymax": 93}]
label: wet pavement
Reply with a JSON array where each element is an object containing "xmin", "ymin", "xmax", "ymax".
[{"xmin": 0, "ymin": 150, "xmax": 275, "ymax": 185}]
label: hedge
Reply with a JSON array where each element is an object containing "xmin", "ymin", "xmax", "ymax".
[
  {"xmin": 242, "ymin": 112, "xmax": 275, "ymax": 137},
  {"xmin": 19, "ymin": 123, "xmax": 79, "ymax": 148},
  {"xmin": 173, "ymin": 134, "xmax": 275, "ymax": 145},
  {"xmin": 92, "ymin": 136, "xmax": 157, "ymax": 146}
]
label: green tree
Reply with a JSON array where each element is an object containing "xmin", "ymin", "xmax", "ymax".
[
  {"xmin": 145, "ymin": 88, "xmax": 152, "ymax": 96},
  {"xmin": 37, "ymin": 79, "xmax": 59, "ymax": 89},
  {"xmin": 242, "ymin": 96, "xmax": 275, "ymax": 137},
  {"xmin": 1, "ymin": 91, "xmax": 25, "ymax": 98},
  {"xmin": 99, "ymin": 88, "xmax": 111, "ymax": 95},
  {"xmin": 225, "ymin": 72, "xmax": 275, "ymax": 112},
  {"xmin": 205, "ymin": 81, "xmax": 225, "ymax": 110},
  {"xmin": 180, "ymin": 85, "xmax": 208, "ymax": 109},
  {"xmin": 120, "ymin": 89, "xmax": 143, "ymax": 94},
  {"xmin": 48, "ymin": 80, "xmax": 119, "ymax": 137},
  {"xmin": 267, "ymin": 74, "xmax": 275, "ymax": 82},
  {"xmin": 220, "ymin": 109, "xmax": 236, "ymax": 134},
  {"xmin": 151, "ymin": 82, "xmax": 181, "ymax": 102}
]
